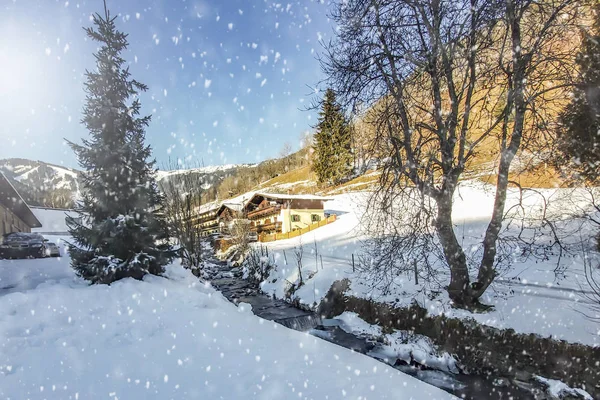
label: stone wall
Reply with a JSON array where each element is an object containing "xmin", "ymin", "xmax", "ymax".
[{"xmin": 319, "ymin": 279, "xmax": 600, "ymax": 398}]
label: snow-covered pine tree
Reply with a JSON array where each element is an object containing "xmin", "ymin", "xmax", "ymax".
[
  {"xmin": 559, "ymin": 4, "xmax": 600, "ymax": 183},
  {"xmin": 312, "ymin": 89, "xmax": 353, "ymax": 185},
  {"xmin": 66, "ymin": 8, "xmax": 173, "ymax": 284}
]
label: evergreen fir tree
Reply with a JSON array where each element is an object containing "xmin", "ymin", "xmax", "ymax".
[
  {"xmin": 559, "ymin": 4, "xmax": 600, "ymax": 183},
  {"xmin": 66, "ymin": 8, "xmax": 173, "ymax": 284},
  {"xmin": 313, "ymin": 89, "xmax": 353, "ymax": 185}
]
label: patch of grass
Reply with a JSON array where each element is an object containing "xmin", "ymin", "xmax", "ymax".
[
  {"xmin": 258, "ymin": 165, "xmax": 314, "ymax": 188},
  {"xmin": 325, "ymin": 172, "xmax": 380, "ymax": 194},
  {"xmin": 478, "ymin": 164, "xmax": 565, "ymax": 188}
]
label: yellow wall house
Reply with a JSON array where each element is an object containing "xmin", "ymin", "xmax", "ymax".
[
  {"xmin": 245, "ymin": 193, "xmax": 332, "ymax": 235},
  {"xmin": 0, "ymin": 172, "xmax": 42, "ymax": 235}
]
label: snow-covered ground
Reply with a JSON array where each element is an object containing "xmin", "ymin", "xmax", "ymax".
[
  {"xmin": 256, "ymin": 181, "xmax": 600, "ymax": 346},
  {"xmin": 0, "ymin": 239, "xmax": 454, "ymax": 399}
]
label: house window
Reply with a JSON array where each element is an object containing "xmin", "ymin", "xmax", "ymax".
[
  {"xmin": 291, "ymin": 215, "xmax": 300, "ymax": 222},
  {"xmin": 311, "ymin": 214, "xmax": 321, "ymax": 222}
]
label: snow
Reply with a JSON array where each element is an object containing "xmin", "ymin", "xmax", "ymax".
[
  {"xmin": 155, "ymin": 163, "xmax": 255, "ymax": 181},
  {"xmin": 334, "ymin": 312, "xmax": 460, "ymax": 374},
  {"xmin": 534, "ymin": 376, "xmax": 593, "ymax": 400},
  {"xmin": 47, "ymin": 165, "xmax": 79, "ymax": 190},
  {"xmin": 335, "ymin": 311, "xmax": 382, "ymax": 337},
  {"xmin": 255, "ymin": 182, "xmax": 600, "ymax": 346},
  {"xmin": 48, "ymin": 164, "xmax": 78, "ymax": 180},
  {"xmin": 12, "ymin": 165, "xmax": 40, "ymax": 182},
  {"xmin": 1, "ymin": 161, "xmax": 80, "ymax": 197},
  {"xmin": 0, "ymin": 235, "xmax": 71, "ymax": 295},
  {"xmin": 221, "ymin": 201, "xmax": 245, "ymax": 212},
  {"xmin": 0, "ymin": 243, "xmax": 455, "ymax": 400},
  {"xmin": 258, "ymin": 179, "xmax": 317, "ymax": 191},
  {"xmin": 194, "ymin": 200, "xmax": 221, "ymax": 215}
]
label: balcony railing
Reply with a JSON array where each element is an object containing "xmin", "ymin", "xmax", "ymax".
[
  {"xmin": 253, "ymin": 221, "xmax": 282, "ymax": 234},
  {"xmin": 247, "ymin": 205, "xmax": 281, "ymax": 220},
  {"xmin": 190, "ymin": 213, "xmax": 218, "ymax": 224}
]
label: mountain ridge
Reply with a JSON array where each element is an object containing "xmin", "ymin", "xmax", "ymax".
[{"xmin": 0, "ymin": 158, "xmax": 252, "ymax": 208}]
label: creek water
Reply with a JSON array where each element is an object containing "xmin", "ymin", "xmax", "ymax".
[{"xmin": 208, "ymin": 261, "xmax": 545, "ymax": 400}]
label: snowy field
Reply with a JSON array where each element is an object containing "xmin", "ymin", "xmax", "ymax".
[
  {"xmin": 258, "ymin": 181, "xmax": 600, "ymax": 346},
  {"xmin": 0, "ymin": 238, "xmax": 454, "ymax": 399}
]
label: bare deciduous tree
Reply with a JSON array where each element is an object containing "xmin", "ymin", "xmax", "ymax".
[
  {"xmin": 294, "ymin": 237, "xmax": 304, "ymax": 287},
  {"xmin": 322, "ymin": 0, "xmax": 579, "ymax": 306},
  {"xmin": 582, "ymin": 254, "xmax": 600, "ymax": 322},
  {"xmin": 160, "ymin": 162, "xmax": 206, "ymax": 274},
  {"xmin": 279, "ymin": 141, "xmax": 293, "ymax": 172},
  {"xmin": 228, "ymin": 210, "xmax": 253, "ymax": 255}
]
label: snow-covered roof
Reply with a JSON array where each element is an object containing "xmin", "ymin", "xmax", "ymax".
[
  {"xmin": 30, "ymin": 207, "xmax": 79, "ymax": 234},
  {"xmin": 193, "ymin": 191, "xmax": 330, "ymax": 218},
  {"xmin": 194, "ymin": 201, "xmax": 221, "ymax": 215},
  {"xmin": 220, "ymin": 202, "xmax": 244, "ymax": 212}
]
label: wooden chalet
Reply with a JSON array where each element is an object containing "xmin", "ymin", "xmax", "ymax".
[
  {"xmin": 216, "ymin": 202, "xmax": 245, "ymax": 235},
  {"xmin": 191, "ymin": 202, "xmax": 220, "ymax": 236},
  {"xmin": 244, "ymin": 193, "xmax": 332, "ymax": 235}
]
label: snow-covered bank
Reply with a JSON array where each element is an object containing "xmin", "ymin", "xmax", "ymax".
[
  {"xmin": 0, "ymin": 252, "xmax": 454, "ymax": 399},
  {"xmin": 255, "ymin": 181, "xmax": 600, "ymax": 346},
  {"xmin": 334, "ymin": 312, "xmax": 460, "ymax": 374}
]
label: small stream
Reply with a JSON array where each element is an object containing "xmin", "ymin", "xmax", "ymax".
[{"xmin": 208, "ymin": 261, "xmax": 542, "ymax": 400}]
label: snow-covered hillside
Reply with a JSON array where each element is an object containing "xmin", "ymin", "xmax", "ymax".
[
  {"xmin": 1, "ymin": 159, "xmax": 79, "ymax": 190},
  {"xmin": 0, "ymin": 241, "xmax": 453, "ymax": 400},
  {"xmin": 254, "ymin": 181, "xmax": 600, "ymax": 347},
  {"xmin": 155, "ymin": 163, "xmax": 255, "ymax": 180},
  {"xmin": 0, "ymin": 159, "xmax": 81, "ymax": 207},
  {"xmin": 0, "ymin": 158, "xmax": 254, "ymax": 208}
]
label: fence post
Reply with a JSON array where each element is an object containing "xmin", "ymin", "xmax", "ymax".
[
  {"xmin": 283, "ymin": 250, "xmax": 288, "ymax": 265},
  {"xmin": 352, "ymin": 253, "xmax": 355, "ymax": 272},
  {"xmin": 320, "ymin": 255, "xmax": 324, "ymax": 270}
]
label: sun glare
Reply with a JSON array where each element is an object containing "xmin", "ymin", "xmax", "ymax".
[{"xmin": 0, "ymin": 24, "xmax": 46, "ymax": 109}]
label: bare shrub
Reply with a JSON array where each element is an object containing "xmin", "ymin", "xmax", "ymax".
[
  {"xmin": 160, "ymin": 161, "xmax": 206, "ymax": 274},
  {"xmin": 243, "ymin": 245, "xmax": 276, "ymax": 284}
]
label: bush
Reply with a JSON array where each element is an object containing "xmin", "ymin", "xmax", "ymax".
[{"xmin": 243, "ymin": 245, "xmax": 276, "ymax": 284}]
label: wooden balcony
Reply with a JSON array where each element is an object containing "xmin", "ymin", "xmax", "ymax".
[
  {"xmin": 247, "ymin": 205, "xmax": 281, "ymax": 220},
  {"xmin": 190, "ymin": 213, "xmax": 218, "ymax": 225},
  {"xmin": 201, "ymin": 219, "xmax": 218, "ymax": 227},
  {"xmin": 253, "ymin": 221, "xmax": 282, "ymax": 234}
]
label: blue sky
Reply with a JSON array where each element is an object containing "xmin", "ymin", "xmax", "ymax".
[{"xmin": 0, "ymin": 0, "xmax": 333, "ymax": 169}]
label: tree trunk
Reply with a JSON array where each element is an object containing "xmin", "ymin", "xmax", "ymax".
[
  {"xmin": 435, "ymin": 195, "xmax": 474, "ymax": 305},
  {"xmin": 473, "ymin": 154, "xmax": 514, "ymax": 298},
  {"xmin": 472, "ymin": 0, "xmax": 526, "ymax": 299}
]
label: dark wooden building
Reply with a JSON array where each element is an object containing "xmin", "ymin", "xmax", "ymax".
[{"xmin": 0, "ymin": 173, "xmax": 42, "ymax": 235}]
